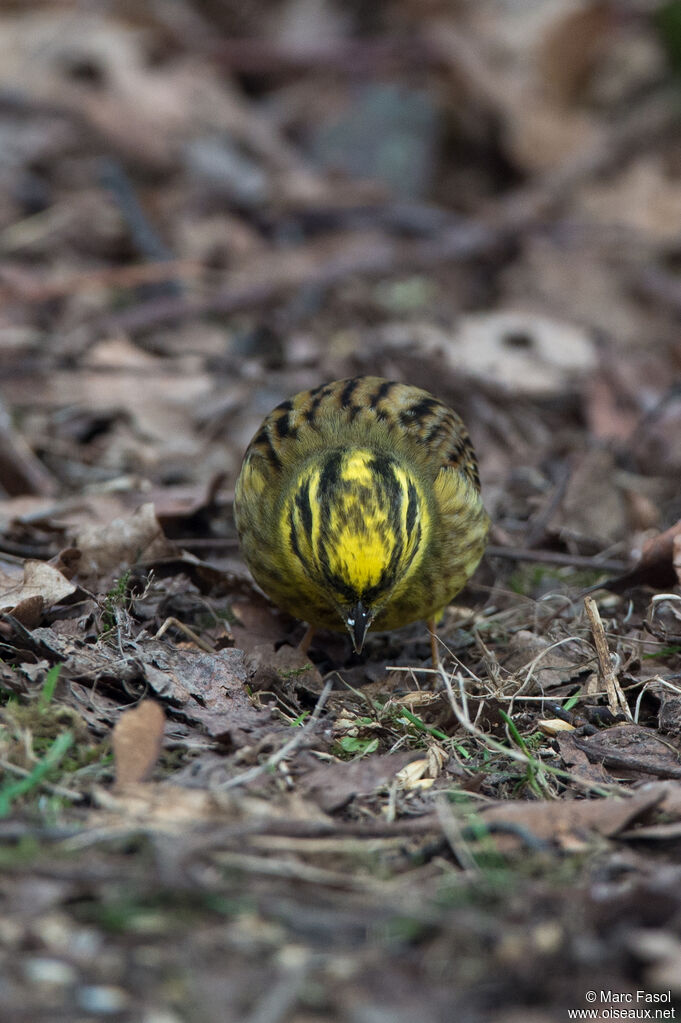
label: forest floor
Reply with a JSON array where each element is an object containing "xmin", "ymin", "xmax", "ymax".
[{"xmin": 1, "ymin": 3, "xmax": 681, "ymax": 1021}]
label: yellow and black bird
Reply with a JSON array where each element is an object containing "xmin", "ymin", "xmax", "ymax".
[{"xmin": 234, "ymin": 376, "xmax": 489, "ymax": 659}]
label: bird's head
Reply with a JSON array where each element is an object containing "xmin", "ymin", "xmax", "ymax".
[{"xmin": 283, "ymin": 448, "xmax": 429, "ymax": 651}]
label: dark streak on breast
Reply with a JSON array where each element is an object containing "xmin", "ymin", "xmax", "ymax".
[
  {"xmin": 295, "ymin": 478, "xmax": 313, "ymax": 539},
  {"xmin": 405, "ymin": 480, "xmax": 418, "ymax": 536}
]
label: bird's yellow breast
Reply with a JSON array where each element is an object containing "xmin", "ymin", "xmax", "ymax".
[{"xmin": 281, "ymin": 448, "xmax": 429, "ymax": 608}]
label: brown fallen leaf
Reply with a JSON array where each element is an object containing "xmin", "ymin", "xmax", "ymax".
[
  {"xmin": 0, "ymin": 558, "xmax": 76, "ymax": 612},
  {"xmin": 112, "ymin": 699, "xmax": 165, "ymax": 787},
  {"xmin": 300, "ymin": 752, "xmax": 420, "ymax": 813},
  {"xmin": 555, "ymin": 732, "xmax": 614, "ymax": 787},
  {"xmin": 537, "ymin": 1, "xmax": 613, "ymax": 107},
  {"xmin": 647, "ymin": 679, "xmax": 681, "ymax": 738},
  {"xmin": 537, "ymin": 718, "xmax": 575, "ymax": 737},
  {"xmin": 635, "ymin": 780, "xmax": 681, "ymax": 817},
  {"xmin": 8, "ymin": 595, "xmax": 44, "ymax": 629},
  {"xmin": 479, "ymin": 789, "xmax": 662, "ymax": 849},
  {"xmin": 503, "ymin": 629, "xmax": 585, "ymax": 690},
  {"xmin": 93, "ymin": 783, "xmax": 228, "ymax": 830},
  {"xmin": 75, "ymin": 502, "xmax": 177, "ymax": 584},
  {"xmin": 574, "ymin": 724, "xmax": 681, "ymax": 780},
  {"xmin": 606, "ymin": 519, "xmax": 681, "ymax": 592},
  {"xmin": 140, "ymin": 643, "xmax": 277, "ymax": 746}
]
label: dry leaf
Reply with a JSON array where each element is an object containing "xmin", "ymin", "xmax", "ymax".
[
  {"xmin": 480, "ymin": 789, "xmax": 662, "ymax": 848},
  {"xmin": 451, "ymin": 310, "xmax": 597, "ymax": 396},
  {"xmin": 0, "ymin": 558, "xmax": 76, "ymax": 612},
  {"xmin": 574, "ymin": 724, "xmax": 681, "ymax": 781},
  {"xmin": 503, "ymin": 630, "xmax": 584, "ymax": 690},
  {"xmin": 75, "ymin": 503, "xmax": 176, "ymax": 582},
  {"xmin": 537, "ymin": 719, "xmax": 576, "ymax": 737},
  {"xmin": 558, "ymin": 448, "xmax": 628, "ymax": 545},
  {"xmin": 301, "ymin": 753, "xmax": 418, "ymax": 812},
  {"xmin": 10, "ymin": 595, "xmax": 44, "ymax": 629},
  {"xmin": 608, "ymin": 519, "xmax": 681, "ymax": 592},
  {"xmin": 112, "ymin": 700, "xmax": 165, "ymax": 787},
  {"xmin": 395, "ymin": 759, "xmax": 435, "ymax": 790},
  {"xmin": 537, "ymin": 2, "xmax": 613, "ymax": 106},
  {"xmin": 580, "ymin": 155, "xmax": 681, "ymax": 245},
  {"xmin": 140, "ymin": 644, "xmax": 275, "ymax": 746}
]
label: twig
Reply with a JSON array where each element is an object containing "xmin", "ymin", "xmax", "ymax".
[
  {"xmin": 524, "ymin": 463, "xmax": 572, "ymax": 549},
  {"xmin": 0, "ymin": 758, "xmax": 84, "ymax": 803},
  {"xmin": 99, "ymin": 158, "xmax": 177, "ymax": 267},
  {"xmin": 244, "ymin": 960, "xmax": 310, "ymax": 1023},
  {"xmin": 583, "ymin": 596, "xmax": 631, "ymax": 719},
  {"xmin": 0, "ymin": 259, "xmax": 200, "ymax": 303},
  {"xmin": 486, "ymin": 545, "xmax": 628, "ymax": 573},
  {"xmin": 213, "ymin": 35, "xmax": 430, "ymax": 75},
  {"xmin": 154, "ymin": 616, "xmax": 215, "ymax": 653},
  {"xmin": 216, "ymin": 679, "xmax": 333, "ymax": 790},
  {"xmin": 439, "ymin": 665, "xmax": 623, "ymax": 796},
  {"xmin": 435, "ymin": 795, "xmax": 479, "ymax": 873},
  {"xmin": 0, "ymin": 398, "xmax": 58, "ymax": 497},
  {"xmin": 210, "ymin": 849, "xmax": 371, "ymax": 888}
]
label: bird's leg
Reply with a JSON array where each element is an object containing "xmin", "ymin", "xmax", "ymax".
[{"xmin": 299, "ymin": 624, "xmax": 315, "ymax": 655}]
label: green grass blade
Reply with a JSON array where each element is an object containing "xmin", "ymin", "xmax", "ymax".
[
  {"xmin": 398, "ymin": 708, "xmax": 449, "ymax": 742},
  {"xmin": 0, "ymin": 730, "xmax": 74, "ymax": 817},
  {"xmin": 38, "ymin": 664, "xmax": 62, "ymax": 710}
]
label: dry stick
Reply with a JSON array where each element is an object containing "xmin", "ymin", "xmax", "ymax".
[
  {"xmin": 216, "ymin": 679, "xmax": 334, "ymax": 791},
  {"xmin": 435, "ymin": 795, "xmax": 479, "ymax": 874},
  {"xmin": 0, "ymin": 758, "xmax": 84, "ymax": 803},
  {"xmin": 524, "ymin": 463, "xmax": 572, "ymax": 549},
  {"xmin": 0, "ymin": 398, "xmax": 58, "ymax": 497},
  {"xmin": 0, "ymin": 259, "xmax": 200, "ymax": 303},
  {"xmin": 99, "ymin": 157, "xmax": 177, "ymax": 268},
  {"xmin": 243, "ymin": 961, "xmax": 310, "ymax": 1023},
  {"xmin": 583, "ymin": 596, "xmax": 631, "ymax": 719},
  {"xmin": 154, "ymin": 616, "xmax": 215, "ymax": 653},
  {"xmin": 485, "ymin": 545, "xmax": 628, "ymax": 574}
]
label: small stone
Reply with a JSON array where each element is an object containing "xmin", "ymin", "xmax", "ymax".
[
  {"xmin": 76, "ymin": 985, "xmax": 129, "ymax": 1014},
  {"xmin": 23, "ymin": 957, "xmax": 77, "ymax": 986}
]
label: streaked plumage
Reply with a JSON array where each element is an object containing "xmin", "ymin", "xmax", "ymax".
[{"xmin": 234, "ymin": 376, "xmax": 489, "ymax": 652}]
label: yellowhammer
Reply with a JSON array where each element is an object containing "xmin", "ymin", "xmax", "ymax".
[{"xmin": 234, "ymin": 376, "xmax": 489, "ymax": 658}]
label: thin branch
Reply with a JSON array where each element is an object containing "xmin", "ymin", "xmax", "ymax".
[
  {"xmin": 486, "ymin": 545, "xmax": 629, "ymax": 573},
  {"xmin": 583, "ymin": 596, "xmax": 631, "ymax": 719},
  {"xmin": 0, "ymin": 758, "xmax": 84, "ymax": 803}
]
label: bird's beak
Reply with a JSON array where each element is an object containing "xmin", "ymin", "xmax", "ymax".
[{"xmin": 346, "ymin": 600, "xmax": 372, "ymax": 653}]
